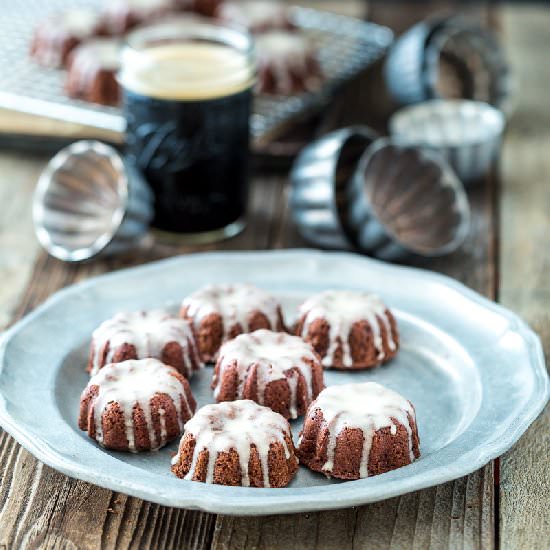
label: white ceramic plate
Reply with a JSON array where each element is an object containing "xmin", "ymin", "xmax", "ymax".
[{"xmin": 0, "ymin": 250, "xmax": 547, "ymax": 515}]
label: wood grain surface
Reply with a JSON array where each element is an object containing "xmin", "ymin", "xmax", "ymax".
[{"xmin": 0, "ymin": 2, "xmax": 548, "ymax": 549}]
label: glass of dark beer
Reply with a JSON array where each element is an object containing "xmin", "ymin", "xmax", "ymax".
[{"xmin": 119, "ymin": 19, "xmax": 256, "ymax": 243}]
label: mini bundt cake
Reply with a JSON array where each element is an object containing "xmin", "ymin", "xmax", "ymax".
[
  {"xmin": 255, "ymin": 30, "xmax": 323, "ymax": 95},
  {"xmin": 88, "ymin": 310, "xmax": 202, "ymax": 378},
  {"xmin": 213, "ymin": 329, "xmax": 325, "ymax": 419},
  {"xmin": 297, "ymin": 382, "xmax": 420, "ymax": 479},
  {"xmin": 79, "ymin": 358, "xmax": 196, "ymax": 452},
  {"xmin": 171, "ymin": 400, "xmax": 298, "ymax": 486},
  {"xmin": 100, "ymin": 0, "xmax": 175, "ymax": 35},
  {"xmin": 66, "ymin": 39, "xmax": 121, "ymax": 105},
  {"xmin": 30, "ymin": 9, "xmax": 105, "ymax": 68},
  {"xmin": 181, "ymin": 283, "xmax": 285, "ymax": 363},
  {"xmin": 295, "ymin": 290, "xmax": 399, "ymax": 369},
  {"xmin": 216, "ymin": 1, "xmax": 294, "ymax": 33}
]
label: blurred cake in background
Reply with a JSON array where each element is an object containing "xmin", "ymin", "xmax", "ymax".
[
  {"xmin": 65, "ymin": 39, "xmax": 121, "ymax": 105},
  {"xmin": 255, "ymin": 30, "xmax": 323, "ymax": 95},
  {"xmin": 30, "ymin": 8, "xmax": 105, "ymax": 68},
  {"xmin": 217, "ymin": 0, "xmax": 293, "ymax": 33}
]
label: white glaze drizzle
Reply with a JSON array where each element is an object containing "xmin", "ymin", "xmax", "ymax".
[
  {"xmin": 213, "ymin": 329, "xmax": 319, "ymax": 419},
  {"xmin": 255, "ymin": 31, "xmax": 321, "ymax": 94},
  {"xmin": 172, "ymin": 400, "xmax": 293, "ymax": 487},
  {"xmin": 298, "ymin": 290, "xmax": 397, "ymax": 368},
  {"xmin": 90, "ymin": 309, "xmax": 202, "ymax": 376},
  {"xmin": 87, "ymin": 358, "xmax": 193, "ymax": 452},
  {"xmin": 303, "ymin": 382, "xmax": 416, "ymax": 478},
  {"xmin": 182, "ymin": 283, "xmax": 281, "ymax": 342}
]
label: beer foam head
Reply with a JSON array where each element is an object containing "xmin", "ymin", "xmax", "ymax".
[{"xmin": 119, "ymin": 20, "xmax": 255, "ymax": 101}]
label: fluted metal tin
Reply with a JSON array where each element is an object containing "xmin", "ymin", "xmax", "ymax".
[
  {"xmin": 32, "ymin": 140, "xmax": 154, "ymax": 262},
  {"xmin": 425, "ymin": 17, "xmax": 512, "ymax": 115},
  {"xmin": 290, "ymin": 126, "xmax": 378, "ymax": 249},
  {"xmin": 389, "ymin": 100, "xmax": 505, "ymax": 183},
  {"xmin": 384, "ymin": 15, "xmax": 512, "ymax": 115},
  {"xmin": 348, "ymin": 138, "xmax": 470, "ymax": 260},
  {"xmin": 384, "ymin": 20, "xmax": 440, "ymax": 105}
]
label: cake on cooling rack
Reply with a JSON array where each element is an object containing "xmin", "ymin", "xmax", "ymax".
[
  {"xmin": 212, "ymin": 329, "xmax": 325, "ymax": 420},
  {"xmin": 30, "ymin": 8, "xmax": 106, "ymax": 68},
  {"xmin": 216, "ymin": 1, "xmax": 294, "ymax": 33},
  {"xmin": 66, "ymin": 38, "xmax": 121, "ymax": 105},
  {"xmin": 171, "ymin": 400, "xmax": 298, "ymax": 487},
  {"xmin": 180, "ymin": 283, "xmax": 286, "ymax": 363},
  {"xmin": 79, "ymin": 358, "xmax": 196, "ymax": 452},
  {"xmin": 255, "ymin": 30, "xmax": 323, "ymax": 95},
  {"xmin": 99, "ymin": 0, "xmax": 175, "ymax": 35},
  {"xmin": 295, "ymin": 290, "xmax": 399, "ymax": 369},
  {"xmin": 88, "ymin": 310, "xmax": 203, "ymax": 378},
  {"xmin": 297, "ymin": 382, "xmax": 420, "ymax": 479}
]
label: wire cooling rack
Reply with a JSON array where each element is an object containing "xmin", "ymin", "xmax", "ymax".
[{"xmin": 0, "ymin": 1, "xmax": 393, "ymax": 144}]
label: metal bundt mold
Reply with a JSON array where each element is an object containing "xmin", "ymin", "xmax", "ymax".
[
  {"xmin": 424, "ymin": 17, "xmax": 512, "ymax": 115},
  {"xmin": 390, "ymin": 99, "xmax": 505, "ymax": 184},
  {"xmin": 384, "ymin": 15, "xmax": 512, "ymax": 115},
  {"xmin": 32, "ymin": 140, "xmax": 154, "ymax": 262},
  {"xmin": 290, "ymin": 126, "xmax": 378, "ymax": 250},
  {"xmin": 348, "ymin": 138, "xmax": 471, "ymax": 260}
]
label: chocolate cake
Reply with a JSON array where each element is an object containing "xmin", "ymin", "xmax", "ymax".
[
  {"xmin": 295, "ymin": 290, "xmax": 399, "ymax": 369},
  {"xmin": 171, "ymin": 400, "xmax": 298, "ymax": 486},
  {"xmin": 88, "ymin": 310, "xmax": 203, "ymax": 378},
  {"xmin": 213, "ymin": 329, "xmax": 325, "ymax": 419},
  {"xmin": 297, "ymin": 382, "xmax": 420, "ymax": 479},
  {"xmin": 79, "ymin": 358, "xmax": 196, "ymax": 452}
]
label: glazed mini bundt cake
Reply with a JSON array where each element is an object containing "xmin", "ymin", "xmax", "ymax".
[
  {"xmin": 180, "ymin": 283, "xmax": 285, "ymax": 363},
  {"xmin": 88, "ymin": 310, "xmax": 202, "ymax": 378},
  {"xmin": 66, "ymin": 39, "xmax": 121, "ymax": 105},
  {"xmin": 79, "ymin": 358, "xmax": 196, "ymax": 452},
  {"xmin": 255, "ymin": 30, "xmax": 323, "ymax": 95},
  {"xmin": 297, "ymin": 382, "xmax": 420, "ymax": 479},
  {"xmin": 171, "ymin": 400, "xmax": 298, "ymax": 487},
  {"xmin": 99, "ymin": 0, "xmax": 175, "ymax": 35},
  {"xmin": 216, "ymin": 1, "xmax": 294, "ymax": 33},
  {"xmin": 295, "ymin": 290, "xmax": 399, "ymax": 369},
  {"xmin": 213, "ymin": 329, "xmax": 325, "ymax": 420},
  {"xmin": 30, "ymin": 8, "xmax": 105, "ymax": 68}
]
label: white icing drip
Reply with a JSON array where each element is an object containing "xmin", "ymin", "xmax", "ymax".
[
  {"xmin": 90, "ymin": 309, "xmax": 202, "ymax": 376},
  {"xmin": 218, "ymin": 1, "xmax": 289, "ymax": 31},
  {"xmin": 309, "ymin": 382, "xmax": 416, "ymax": 478},
  {"xmin": 298, "ymin": 290, "xmax": 397, "ymax": 368},
  {"xmin": 72, "ymin": 39, "xmax": 121, "ymax": 73},
  {"xmin": 213, "ymin": 329, "xmax": 319, "ymax": 419},
  {"xmin": 62, "ymin": 9, "xmax": 101, "ymax": 37},
  {"xmin": 173, "ymin": 400, "xmax": 293, "ymax": 487},
  {"xmin": 182, "ymin": 283, "xmax": 281, "ymax": 345},
  {"xmin": 255, "ymin": 31, "xmax": 320, "ymax": 94},
  {"xmin": 87, "ymin": 358, "xmax": 192, "ymax": 452}
]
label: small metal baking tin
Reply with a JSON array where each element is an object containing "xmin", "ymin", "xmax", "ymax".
[
  {"xmin": 348, "ymin": 138, "xmax": 470, "ymax": 260},
  {"xmin": 389, "ymin": 100, "xmax": 505, "ymax": 184},
  {"xmin": 384, "ymin": 15, "xmax": 511, "ymax": 115},
  {"xmin": 0, "ymin": 0, "xmax": 393, "ymax": 146},
  {"xmin": 32, "ymin": 140, "xmax": 153, "ymax": 262},
  {"xmin": 290, "ymin": 126, "xmax": 378, "ymax": 250}
]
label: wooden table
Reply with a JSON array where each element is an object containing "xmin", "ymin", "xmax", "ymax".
[{"xmin": 0, "ymin": 3, "xmax": 548, "ymax": 548}]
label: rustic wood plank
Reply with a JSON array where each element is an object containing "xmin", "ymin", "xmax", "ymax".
[
  {"xmin": 498, "ymin": 6, "xmax": 550, "ymax": 549},
  {"xmin": 0, "ymin": 152, "xmax": 43, "ymax": 330}
]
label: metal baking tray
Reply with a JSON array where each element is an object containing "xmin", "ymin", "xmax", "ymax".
[{"xmin": 0, "ymin": 0, "xmax": 393, "ymax": 146}]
